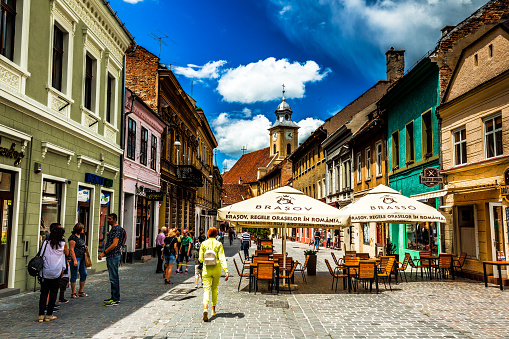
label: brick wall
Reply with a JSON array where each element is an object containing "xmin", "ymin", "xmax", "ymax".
[{"xmin": 126, "ymin": 46, "xmax": 159, "ymax": 113}]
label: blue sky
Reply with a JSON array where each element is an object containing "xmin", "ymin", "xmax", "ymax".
[{"xmin": 111, "ymin": 0, "xmax": 486, "ymax": 172}]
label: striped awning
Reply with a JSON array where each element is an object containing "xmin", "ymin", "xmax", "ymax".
[{"xmin": 410, "ymin": 189, "xmax": 448, "ymax": 200}]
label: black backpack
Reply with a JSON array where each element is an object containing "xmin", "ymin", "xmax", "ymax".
[{"xmin": 27, "ymin": 241, "xmax": 48, "ymax": 277}]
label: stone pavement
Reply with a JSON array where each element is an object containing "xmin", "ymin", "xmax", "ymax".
[{"xmin": 2, "ymin": 239, "xmax": 509, "ymax": 338}]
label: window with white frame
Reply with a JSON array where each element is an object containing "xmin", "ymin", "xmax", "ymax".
[
  {"xmin": 453, "ymin": 127, "xmax": 467, "ymax": 166},
  {"xmin": 84, "ymin": 54, "xmax": 96, "ymax": 111},
  {"xmin": 365, "ymin": 148, "xmax": 371, "ymax": 180},
  {"xmin": 150, "ymin": 134, "xmax": 157, "ymax": 170},
  {"xmin": 357, "ymin": 153, "xmax": 361, "ymax": 182},
  {"xmin": 376, "ymin": 142, "xmax": 382, "ymax": 176},
  {"xmin": 140, "ymin": 127, "xmax": 148, "ymax": 165},
  {"xmin": 105, "ymin": 73, "xmax": 114, "ymax": 124},
  {"xmin": 484, "ymin": 114, "xmax": 502, "ymax": 159},
  {"xmin": 0, "ymin": 0, "xmax": 16, "ymax": 61},
  {"xmin": 343, "ymin": 159, "xmax": 351, "ymax": 190},
  {"xmin": 51, "ymin": 25, "xmax": 64, "ymax": 92}
]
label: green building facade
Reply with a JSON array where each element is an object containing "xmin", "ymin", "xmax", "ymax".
[
  {"xmin": 381, "ymin": 58, "xmax": 444, "ymax": 260},
  {"xmin": 0, "ymin": 0, "xmax": 132, "ymax": 292}
]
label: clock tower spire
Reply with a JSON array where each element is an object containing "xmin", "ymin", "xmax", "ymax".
[{"xmin": 268, "ymin": 85, "xmax": 299, "ymax": 162}]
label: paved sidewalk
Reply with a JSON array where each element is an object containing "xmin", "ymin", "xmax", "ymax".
[{"xmin": 1, "ymin": 239, "xmax": 509, "ymax": 338}]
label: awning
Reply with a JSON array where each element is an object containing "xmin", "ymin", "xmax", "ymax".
[{"xmin": 410, "ymin": 189, "xmax": 448, "ymax": 201}]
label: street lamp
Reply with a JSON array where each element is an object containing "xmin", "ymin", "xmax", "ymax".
[{"xmin": 174, "ymin": 134, "xmax": 181, "ymax": 166}]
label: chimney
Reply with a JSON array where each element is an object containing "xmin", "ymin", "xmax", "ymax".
[
  {"xmin": 386, "ymin": 47, "xmax": 405, "ymax": 82},
  {"xmin": 441, "ymin": 25, "xmax": 455, "ymax": 37},
  {"xmin": 238, "ymin": 177, "xmax": 243, "ymax": 185}
]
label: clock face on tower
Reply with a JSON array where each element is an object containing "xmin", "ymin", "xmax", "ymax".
[
  {"xmin": 272, "ymin": 133, "xmax": 278, "ymax": 141},
  {"xmin": 285, "ymin": 131, "xmax": 294, "ymax": 140}
]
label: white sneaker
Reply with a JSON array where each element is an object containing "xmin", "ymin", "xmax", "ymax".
[{"xmin": 195, "ymin": 284, "xmax": 198, "ymax": 288}]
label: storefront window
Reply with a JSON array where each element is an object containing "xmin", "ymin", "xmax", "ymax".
[
  {"xmin": 40, "ymin": 180, "xmax": 62, "ymax": 242},
  {"xmin": 363, "ymin": 223, "xmax": 370, "ymax": 245},
  {"xmin": 0, "ymin": 171, "xmax": 13, "ymax": 288},
  {"xmin": 99, "ymin": 191, "xmax": 111, "ymax": 256},
  {"xmin": 406, "ymin": 222, "xmax": 438, "ymax": 253},
  {"xmin": 77, "ymin": 187, "xmax": 91, "ymax": 246}
]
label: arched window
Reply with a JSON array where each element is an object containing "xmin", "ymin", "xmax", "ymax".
[
  {"xmin": 287, "ymin": 143, "xmax": 291, "ymax": 154},
  {"xmin": 285, "ymin": 114, "xmax": 289, "ymax": 120},
  {"xmin": 273, "ymin": 144, "xmax": 276, "ymax": 154}
]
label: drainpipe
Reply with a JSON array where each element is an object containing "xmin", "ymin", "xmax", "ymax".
[
  {"xmin": 436, "ymin": 106, "xmax": 444, "ymax": 254},
  {"xmin": 22, "ymin": 136, "xmax": 33, "ymax": 290}
]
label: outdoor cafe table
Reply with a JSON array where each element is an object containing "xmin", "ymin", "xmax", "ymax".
[
  {"xmin": 483, "ymin": 261, "xmax": 509, "ymax": 291},
  {"xmin": 249, "ymin": 262, "xmax": 280, "ymax": 293},
  {"xmin": 418, "ymin": 254, "xmax": 455, "ymax": 280},
  {"xmin": 340, "ymin": 260, "xmax": 379, "ymax": 294}
]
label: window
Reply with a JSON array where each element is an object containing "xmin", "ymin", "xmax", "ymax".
[
  {"xmin": 365, "ymin": 148, "xmax": 371, "ymax": 180},
  {"xmin": 273, "ymin": 144, "xmax": 276, "ymax": 155},
  {"xmin": 150, "ymin": 135, "xmax": 157, "ymax": 170},
  {"xmin": 474, "ymin": 54, "xmax": 478, "ymax": 66},
  {"xmin": 127, "ymin": 118, "xmax": 136, "ymax": 160},
  {"xmin": 376, "ymin": 142, "xmax": 382, "ymax": 176},
  {"xmin": 52, "ymin": 25, "xmax": 64, "ymax": 91},
  {"xmin": 405, "ymin": 223, "xmax": 436, "ymax": 252},
  {"xmin": 453, "ymin": 127, "xmax": 467, "ymax": 165},
  {"xmin": 405, "ymin": 122, "xmax": 414, "ymax": 163},
  {"xmin": 456, "ymin": 206, "xmax": 476, "ymax": 257},
  {"xmin": 363, "ymin": 223, "xmax": 370, "ymax": 245},
  {"xmin": 484, "ymin": 114, "xmax": 502, "ymax": 159},
  {"xmin": 41, "ymin": 179, "xmax": 62, "ymax": 232},
  {"xmin": 287, "ymin": 144, "xmax": 291, "ymax": 155},
  {"xmin": 84, "ymin": 54, "xmax": 94, "ymax": 110},
  {"xmin": 0, "ymin": 0, "xmax": 16, "ymax": 61},
  {"xmin": 422, "ymin": 111, "xmax": 433, "ymax": 157},
  {"xmin": 105, "ymin": 74, "xmax": 114, "ymax": 124},
  {"xmin": 489, "ymin": 44, "xmax": 493, "ymax": 58},
  {"xmin": 357, "ymin": 153, "xmax": 362, "ymax": 182},
  {"xmin": 140, "ymin": 127, "xmax": 148, "ymax": 165},
  {"xmin": 392, "ymin": 131, "xmax": 399, "ymax": 170},
  {"xmin": 98, "ymin": 191, "xmax": 111, "ymax": 257}
]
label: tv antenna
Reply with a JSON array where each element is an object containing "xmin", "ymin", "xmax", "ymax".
[{"xmin": 148, "ymin": 30, "xmax": 176, "ymax": 58}]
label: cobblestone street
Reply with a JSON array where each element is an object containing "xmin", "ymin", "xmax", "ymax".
[{"xmin": 2, "ymin": 240, "xmax": 509, "ymax": 338}]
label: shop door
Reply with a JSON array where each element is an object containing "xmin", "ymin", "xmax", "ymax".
[
  {"xmin": 0, "ymin": 195, "xmax": 13, "ymax": 289},
  {"xmin": 489, "ymin": 203, "xmax": 505, "ymax": 277},
  {"xmin": 77, "ymin": 187, "xmax": 91, "ymax": 246}
]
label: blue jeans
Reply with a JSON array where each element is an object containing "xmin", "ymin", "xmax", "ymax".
[
  {"xmin": 70, "ymin": 257, "xmax": 87, "ymax": 283},
  {"xmin": 106, "ymin": 255, "xmax": 121, "ymax": 301},
  {"xmin": 314, "ymin": 239, "xmax": 320, "ymax": 249}
]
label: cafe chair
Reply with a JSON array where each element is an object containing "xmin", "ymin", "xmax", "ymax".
[
  {"xmin": 396, "ymin": 253, "xmax": 411, "ymax": 283},
  {"xmin": 345, "ymin": 250, "xmax": 357, "ymax": 256},
  {"xmin": 331, "ymin": 252, "xmax": 343, "ymax": 267},
  {"xmin": 279, "ymin": 261, "xmax": 299, "ymax": 294},
  {"xmin": 325, "ymin": 259, "xmax": 347, "ymax": 292},
  {"xmin": 233, "ymin": 259, "xmax": 254, "ymax": 292},
  {"xmin": 295, "ymin": 255, "xmax": 310, "ymax": 283},
  {"xmin": 356, "ymin": 261, "xmax": 377, "ymax": 294},
  {"xmin": 237, "ymin": 251, "xmax": 250, "ymax": 272},
  {"xmin": 238, "ymin": 250, "xmax": 251, "ymax": 263},
  {"xmin": 408, "ymin": 256, "xmax": 427, "ymax": 280},
  {"xmin": 357, "ymin": 253, "xmax": 370, "ymax": 260},
  {"xmin": 255, "ymin": 261, "xmax": 276, "ymax": 295},
  {"xmin": 377, "ymin": 258, "xmax": 395, "ymax": 291},
  {"xmin": 433, "ymin": 254, "xmax": 453, "ymax": 280},
  {"xmin": 453, "ymin": 252, "xmax": 467, "ymax": 276}
]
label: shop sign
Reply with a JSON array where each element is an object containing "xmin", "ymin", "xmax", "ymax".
[
  {"xmin": 0, "ymin": 140, "xmax": 24, "ymax": 166},
  {"xmin": 78, "ymin": 188, "xmax": 90, "ymax": 202},
  {"xmin": 146, "ymin": 192, "xmax": 164, "ymax": 201},
  {"xmin": 100, "ymin": 192, "xmax": 110, "ymax": 205},
  {"xmin": 85, "ymin": 173, "xmax": 113, "ymax": 188},
  {"xmin": 420, "ymin": 167, "xmax": 443, "ymax": 187}
]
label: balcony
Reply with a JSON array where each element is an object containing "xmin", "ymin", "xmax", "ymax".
[{"xmin": 176, "ymin": 165, "xmax": 204, "ymax": 187}]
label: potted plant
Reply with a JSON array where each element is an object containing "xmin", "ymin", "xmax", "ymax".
[
  {"xmin": 304, "ymin": 249, "xmax": 318, "ymax": 276},
  {"xmin": 386, "ymin": 241, "xmax": 399, "ymax": 262}
]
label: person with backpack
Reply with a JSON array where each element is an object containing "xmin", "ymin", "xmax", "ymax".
[
  {"xmin": 162, "ymin": 229, "xmax": 178, "ymax": 284},
  {"xmin": 98, "ymin": 213, "xmax": 123, "ymax": 306},
  {"xmin": 38, "ymin": 225, "xmax": 69, "ymax": 322},
  {"xmin": 68, "ymin": 223, "xmax": 88, "ymax": 299},
  {"xmin": 199, "ymin": 227, "xmax": 228, "ymax": 322}
]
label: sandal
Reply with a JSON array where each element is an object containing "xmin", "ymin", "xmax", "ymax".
[
  {"xmin": 71, "ymin": 293, "xmax": 79, "ymax": 299},
  {"xmin": 78, "ymin": 292, "xmax": 89, "ymax": 297}
]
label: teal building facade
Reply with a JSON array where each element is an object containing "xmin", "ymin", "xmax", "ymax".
[{"xmin": 381, "ymin": 58, "xmax": 444, "ymax": 260}]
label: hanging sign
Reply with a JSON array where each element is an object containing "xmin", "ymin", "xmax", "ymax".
[
  {"xmin": 420, "ymin": 167, "xmax": 443, "ymax": 187},
  {"xmin": 146, "ymin": 192, "xmax": 164, "ymax": 201}
]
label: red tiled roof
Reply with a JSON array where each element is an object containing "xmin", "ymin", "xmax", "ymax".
[
  {"xmin": 222, "ymin": 183, "xmax": 254, "ymax": 205},
  {"xmin": 222, "ymin": 147, "xmax": 273, "ymax": 184}
]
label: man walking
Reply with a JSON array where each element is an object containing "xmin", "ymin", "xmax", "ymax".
[
  {"xmin": 241, "ymin": 229, "xmax": 250, "ymax": 259},
  {"xmin": 155, "ymin": 227, "xmax": 167, "ymax": 273},
  {"xmin": 98, "ymin": 213, "xmax": 123, "ymax": 306},
  {"xmin": 228, "ymin": 228, "xmax": 234, "ymax": 245}
]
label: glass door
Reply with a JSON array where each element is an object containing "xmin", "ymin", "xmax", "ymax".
[
  {"xmin": 0, "ymin": 171, "xmax": 14, "ymax": 289},
  {"xmin": 489, "ymin": 203, "xmax": 504, "ymax": 278},
  {"xmin": 78, "ymin": 187, "xmax": 91, "ymax": 246}
]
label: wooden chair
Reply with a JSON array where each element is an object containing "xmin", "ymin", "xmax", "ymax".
[
  {"xmin": 255, "ymin": 262, "xmax": 276, "ymax": 294},
  {"xmin": 237, "ymin": 251, "xmax": 250, "ymax": 272},
  {"xmin": 344, "ymin": 257, "xmax": 360, "ymax": 279},
  {"xmin": 256, "ymin": 253, "xmax": 270, "ymax": 262},
  {"xmin": 345, "ymin": 251, "xmax": 356, "ymax": 256},
  {"xmin": 433, "ymin": 254, "xmax": 453, "ymax": 280},
  {"xmin": 295, "ymin": 255, "xmax": 310, "ymax": 283},
  {"xmin": 453, "ymin": 252, "xmax": 467, "ymax": 275},
  {"xmin": 357, "ymin": 253, "xmax": 370, "ymax": 260},
  {"xmin": 277, "ymin": 257, "xmax": 293, "ymax": 273},
  {"xmin": 233, "ymin": 259, "xmax": 254, "ymax": 292},
  {"xmin": 279, "ymin": 261, "xmax": 299, "ymax": 293},
  {"xmin": 331, "ymin": 252, "xmax": 342, "ymax": 267},
  {"xmin": 344, "ymin": 254, "xmax": 357, "ymax": 260},
  {"xmin": 377, "ymin": 258, "xmax": 395, "ymax": 291},
  {"xmin": 325, "ymin": 259, "xmax": 347, "ymax": 292},
  {"xmin": 408, "ymin": 256, "xmax": 427, "ymax": 280},
  {"xmin": 356, "ymin": 261, "xmax": 376, "ymax": 293},
  {"xmin": 396, "ymin": 253, "xmax": 411, "ymax": 283},
  {"xmin": 379, "ymin": 256, "xmax": 395, "ymax": 274}
]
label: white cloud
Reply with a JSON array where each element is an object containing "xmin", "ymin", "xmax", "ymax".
[
  {"xmin": 173, "ymin": 60, "xmax": 227, "ymax": 79},
  {"xmin": 222, "ymin": 159, "xmax": 238, "ymax": 172},
  {"xmin": 296, "ymin": 117, "xmax": 324, "ymax": 144},
  {"xmin": 279, "ymin": 5, "xmax": 291, "ymax": 16},
  {"xmin": 123, "ymin": 0, "xmax": 143, "ymax": 3},
  {"xmin": 217, "ymin": 57, "xmax": 330, "ymax": 103},
  {"xmin": 212, "ymin": 113, "xmax": 272, "ymax": 158},
  {"xmin": 242, "ymin": 108, "xmax": 252, "ymax": 118}
]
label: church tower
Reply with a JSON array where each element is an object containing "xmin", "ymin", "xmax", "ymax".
[{"xmin": 268, "ymin": 86, "xmax": 299, "ymax": 162}]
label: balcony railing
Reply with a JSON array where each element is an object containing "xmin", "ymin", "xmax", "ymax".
[{"xmin": 176, "ymin": 165, "xmax": 204, "ymax": 187}]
